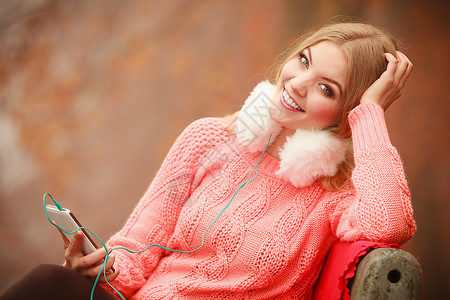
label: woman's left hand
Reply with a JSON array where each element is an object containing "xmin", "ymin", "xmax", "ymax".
[{"xmin": 360, "ymin": 51, "xmax": 413, "ymax": 110}]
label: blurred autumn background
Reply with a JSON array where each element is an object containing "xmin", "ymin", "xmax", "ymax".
[{"xmin": 0, "ymin": 0, "xmax": 448, "ymax": 297}]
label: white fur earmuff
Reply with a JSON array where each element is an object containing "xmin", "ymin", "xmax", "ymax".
[
  {"xmin": 275, "ymin": 129, "xmax": 347, "ymax": 187},
  {"xmin": 235, "ymin": 80, "xmax": 282, "ymax": 152},
  {"xmin": 235, "ymin": 81, "xmax": 347, "ymax": 188}
]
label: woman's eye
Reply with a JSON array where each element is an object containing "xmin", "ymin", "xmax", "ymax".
[
  {"xmin": 320, "ymin": 84, "xmax": 334, "ymax": 97},
  {"xmin": 299, "ymin": 53, "xmax": 309, "ymax": 69}
]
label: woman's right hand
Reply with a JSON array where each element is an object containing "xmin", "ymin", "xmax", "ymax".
[
  {"xmin": 360, "ymin": 51, "xmax": 413, "ymax": 110},
  {"xmin": 60, "ymin": 230, "xmax": 120, "ymax": 283}
]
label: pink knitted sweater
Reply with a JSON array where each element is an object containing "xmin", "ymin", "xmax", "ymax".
[{"xmin": 103, "ymin": 103, "xmax": 416, "ymax": 299}]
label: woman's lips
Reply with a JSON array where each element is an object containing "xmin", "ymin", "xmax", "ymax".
[{"xmin": 280, "ymin": 88, "xmax": 305, "ymax": 112}]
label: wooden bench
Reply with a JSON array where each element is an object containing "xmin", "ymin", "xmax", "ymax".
[
  {"xmin": 313, "ymin": 241, "xmax": 422, "ymax": 299},
  {"xmin": 349, "ymin": 247, "xmax": 422, "ymax": 299}
]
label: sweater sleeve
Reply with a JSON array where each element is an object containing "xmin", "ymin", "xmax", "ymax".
[
  {"xmin": 331, "ymin": 103, "xmax": 417, "ymax": 244},
  {"xmin": 101, "ymin": 118, "xmax": 226, "ymax": 297}
]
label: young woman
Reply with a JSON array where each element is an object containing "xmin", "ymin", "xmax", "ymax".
[{"xmin": 1, "ymin": 21, "xmax": 416, "ymax": 300}]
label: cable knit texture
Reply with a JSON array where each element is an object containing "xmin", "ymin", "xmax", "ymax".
[{"xmin": 102, "ymin": 102, "xmax": 416, "ymax": 299}]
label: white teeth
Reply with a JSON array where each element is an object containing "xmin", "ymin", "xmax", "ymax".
[{"xmin": 283, "ymin": 90, "xmax": 304, "ymax": 112}]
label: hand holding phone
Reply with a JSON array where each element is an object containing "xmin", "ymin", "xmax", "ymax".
[{"xmin": 46, "ymin": 204, "xmax": 118, "ymax": 281}]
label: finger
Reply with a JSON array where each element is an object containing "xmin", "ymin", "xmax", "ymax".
[
  {"xmin": 76, "ymin": 247, "xmax": 108, "ymax": 270},
  {"xmin": 399, "ymin": 52, "xmax": 414, "ymax": 77},
  {"xmin": 105, "ymin": 265, "xmax": 120, "ymax": 282},
  {"xmin": 82, "ymin": 253, "xmax": 114, "ymax": 278},
  {"xmin": 393, "ymin": 52, "xmax": 409, "ymax": 77},
  {"xmin": 57, "ymin": 229, "xmax": 70, "ymax": 249},
  {"xmin": 384, "ymin": 52, "xmax": 399, "ymax": 75},
  {"xmin": 103, "ymin": 254, "xmax": 116, "ymax": 273},
  {"xmin": 396, "ymin": 51, "xmax": 413, "ymax": 86},
  {"xmin": 65, "ymin": 230, "xmax": 84, "ymax": 259},
  {"xmin": 100, "ymin": 263, "xmax": 120, "ymax": 283},
  {"xmin": 379, "ymin": 53, "xmax": 399, "ymax": 90},
  {"xmin": 395, "ymin": 52, "xmax": 411, "ymax": 74},
  {"xmin": 397, "ymin": 51, "xmax": 412, "ymax": 65}
]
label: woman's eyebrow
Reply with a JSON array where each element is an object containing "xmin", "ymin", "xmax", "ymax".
[
  {"xmin": 306, "ymin": 48, "xmax": 313, "ymax": 65},
  {"xmin": 308, "ymin": 47, "xmax": 344, "ymax": 96}
]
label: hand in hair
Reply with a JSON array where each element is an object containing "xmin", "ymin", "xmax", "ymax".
[{"xmin": 360, "ymin": 51, "xmax": 413, "ymax": 110}]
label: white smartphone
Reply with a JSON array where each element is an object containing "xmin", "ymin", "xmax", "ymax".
[
  {"xmin": 46, "ymin": 204, "xmax": 115, "ymax": 274},
  {"xmin": 46, "ymin": 204, "xmax": 98, "ymax": 255}
]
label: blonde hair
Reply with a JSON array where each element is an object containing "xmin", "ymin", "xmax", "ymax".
[{"xmin": 229, "ymin": 22, "xmax": 400, "ymax": 190}]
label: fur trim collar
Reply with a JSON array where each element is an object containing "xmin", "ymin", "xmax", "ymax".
[{"xmin": 236, "ymin": 81, "xmax": 347, "ymax": 187}]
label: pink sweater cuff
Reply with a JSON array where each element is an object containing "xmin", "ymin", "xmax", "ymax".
[{"xmin": 348, "ymin": 103, "xmax": 391, "ymax": 154}]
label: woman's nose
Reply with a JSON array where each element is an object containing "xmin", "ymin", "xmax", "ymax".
[{"xmin": 290, "ymin": 74, "xmax": 312, "ymax": 97}]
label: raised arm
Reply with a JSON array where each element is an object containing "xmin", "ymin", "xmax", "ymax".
[
  {"xmin": 332, "ymin": 52, "xmax": 416, "ymax": 244},
  {"xmin": 333, "ymin": 102, "xmax": 417, "ymax": 244}
]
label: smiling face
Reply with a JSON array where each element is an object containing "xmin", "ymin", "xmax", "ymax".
[{"xmin": 272, "ymin": 41, "xmax": 349, "ymax": 132}]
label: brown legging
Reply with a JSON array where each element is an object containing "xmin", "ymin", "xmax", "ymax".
[{"xmin": 1, "ymin": 264, "xmax": 120, "ymax": 300}]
